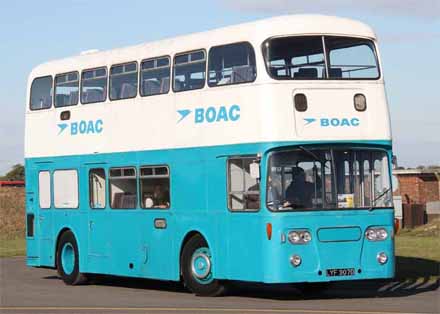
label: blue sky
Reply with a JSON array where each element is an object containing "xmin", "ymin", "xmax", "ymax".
[{"xmin": 1, "ymin": 0, "xmax": 439, "ymax": 175}]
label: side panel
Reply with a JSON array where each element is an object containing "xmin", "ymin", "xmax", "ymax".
[{"xmin": 26, "ymin": 141, "xmax": 394, "ymax": 284}]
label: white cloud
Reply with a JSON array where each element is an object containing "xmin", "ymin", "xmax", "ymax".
[{"xmin": 222, "ymin": 0, "xmax": 440, "ymax": 19}]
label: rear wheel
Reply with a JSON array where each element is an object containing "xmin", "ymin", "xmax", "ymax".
[
  {"xmin": 56, "ymin": 231, "xmax": 87, "ymax": 285},
  {"xmin": 181, "ymin": 235, "xmax": 225, "ymax": 296}
]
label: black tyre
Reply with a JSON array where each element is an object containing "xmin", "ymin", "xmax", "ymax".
[
  {"xmin": 56, "ymin": 231, "xmax": 87, "ymax": 285},
  {"xmin": 181, "ymin": 235, "xmax": 225, "ymax": 296}
]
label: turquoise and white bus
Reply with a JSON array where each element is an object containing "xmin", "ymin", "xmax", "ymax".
[{"xmin": 25, "ymin": 15, "xmax": 395, "ymax": 296}]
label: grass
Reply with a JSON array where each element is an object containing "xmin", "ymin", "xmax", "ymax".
[
  {"xmin": 0, "ymin": 187, "xmax": 25, "ymax": 240},
  {"xmin": 0, "ymin": 238, "xmax": 26, "ymax": 257},
  {"xmin": 0, "ymin": 187, "xmax": 26, "ymax": 257},
  {"xmin": 0, "ymin": 186, "xmax": 439, "ymax": 280}
]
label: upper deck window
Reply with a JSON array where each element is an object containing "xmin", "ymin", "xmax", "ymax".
[
  {"xmin": 173, "ymin": 50, "xmax": 206, "ymax": 92},
  {"xmin": 325, "ymin": 37, "xmax": 379, "ymax": 79},
  {"xmin": 263, "ymin": 36, "xmax": 380, "ymax": 80},
  {"xmin": 110, "ymin": 62, "xmax": 138, "ymax": 100},
  {"xmin": 140, "ymin": 56, "xmax": 170, "ymax": 97},
  {"xmin": 264, "ymin": 36, "xmax": 325, "ymax": 80},
  {"xmin": 81, "ymin": 67, "xmax": 107, "ymax": 104},
  {"xmin": 30, "ymin": 76, "xmax": 53, "ymax": 110},
  {"xmin": 55, "ymin": 72, "xmax": 79, "ymax": 107},
  {"xmin": 208, "ymin": 42, "xmax": 256, "ymax": 87}
]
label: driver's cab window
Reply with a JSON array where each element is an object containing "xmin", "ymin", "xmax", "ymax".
[{"xmin": 227, "ymin": 156, "xmax": 260, "ymax": 211}]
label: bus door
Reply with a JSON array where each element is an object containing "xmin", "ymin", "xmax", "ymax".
[
  {"xmin": 34, "ymin": 163, "xmax": 54, "ymax": 266},
  {"xmin": 137, "ymin": 165, "xmax": 174, "ymax": 279},
  {"xmin": 25, "ymin": 167, "xmax": 38, "ymax": 265},
  {"xmin": 85, "ymin": 164, "xmax": 111, "ymax": 273}
]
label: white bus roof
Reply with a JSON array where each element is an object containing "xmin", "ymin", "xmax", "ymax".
[{"xmin": 29, "ymin": 14, "xmax": 376, "ymax": 78}]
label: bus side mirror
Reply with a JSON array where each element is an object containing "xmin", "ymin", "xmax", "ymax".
[
  {"xmin": 392, "ymin": 155, "xmax": 398, "ymax": 169},
  {"xmin": 250, "ymin": 162, "xmax": 260, "ymax": 179}
]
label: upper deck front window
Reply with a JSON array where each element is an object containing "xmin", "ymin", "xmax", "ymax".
[{"xmin": 263, "ymin": 36, "xmax": 380, "ymax": 80}]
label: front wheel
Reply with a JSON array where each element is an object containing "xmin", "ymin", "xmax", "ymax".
[
  {"xmin": 181, "ymin": 235, "xmax": 225, "ymax": 296},
  {"xmin": 56, "ymin": 231, "xmax": 87, "ymax": 285}
]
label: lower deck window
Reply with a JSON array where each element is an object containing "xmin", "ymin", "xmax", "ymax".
[
  {"xmin": 140, "ymin": 166, "xmax": 170, "ymax": 209},
  {"xmin": 228, "ymin": 156, "xmax": 260, "ymax": 211},
  {"xmin": 53, "ymin": 169, "xmax": 79, "ymax": 208},
  {"xmin": 89, "ymin": 168, "xmax": 106, "ymax": 209},
  {"xmin": 109, "ymin": 167, "xmax": 137, "ymax": 209},
  {"xmin": 38, "ymin": 171, "xmax": 51, "ymax": 209}
]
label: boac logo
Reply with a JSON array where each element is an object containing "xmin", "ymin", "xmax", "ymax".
[
  {"xmin": 177, "ymin": 105, "xmax": 240, "ymax": 124},
  {"xmin": 58, "ymin": 119, "xmax": 104, "ymax": 136},
  {"xmin": 304, "ymin": 117, "xmax": 360, "ymax": 127}
]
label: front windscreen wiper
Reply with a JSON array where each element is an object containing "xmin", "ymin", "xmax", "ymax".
[{"xmin": 369, "ymin": 187, "xmax": 391, "ymax": 211}]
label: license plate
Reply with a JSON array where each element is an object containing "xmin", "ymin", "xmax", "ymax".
[{"xmin": 326, "ymin": 268, "xmax": 355, "ymax": 277}]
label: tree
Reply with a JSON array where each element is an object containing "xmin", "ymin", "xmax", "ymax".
[{"xmin": 3, "ymin": 164, "xmax": 25, "ymax": 181}]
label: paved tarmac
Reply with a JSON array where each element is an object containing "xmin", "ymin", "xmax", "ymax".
[{"xmin": 0, "ymin": 257, "xmax": 439, "ymax": 314}]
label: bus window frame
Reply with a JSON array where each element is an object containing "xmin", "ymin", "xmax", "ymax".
[
  {"xmin": 261, "ymin": 35, "xmax": 381, "ymax": 81},
  {"xmin": 109, "ymin": 61, "xmax": 139, "ymax": 102},
  {"xmin": 54, "ymin": 71, "xmax": 80, "ymax": 108},
  {"xmin": 139, "ymin": 164, "xmax": 171, "ymax": 210},
  {"xmin": 265, "ymin": 146, "xmax": 392, "ymax": 213},
  {"xmin": 172, "ymin": 49, "xmax": 207, "ymax": 93},
  {"xmin": 80, "ymin": 66, "xmax": 108, "ymax": 105},
  {"xmin": 108, "ymin": 166, "xmax": 138, "ymax": 210},
  {"xmin": 89, "ymin": 167, "xmax": 107, "ymax": 210},
  {"xmin": 207, "ymin": 41, "xmax": 257, "ymax": 88},
  {"xmin": 226, "ymin": 155, "xmax": 261, "ymax": 213},
  {"xmin": 53, "ymin": 168, "xmax": 80, "ymax": 210},
  {"xmin": 139, "ymin": 55, "xmax": 171, "ymax": 98},
  {"xmin": 29, "ymin": 75, "xmax": 53, "ymax": 111}
]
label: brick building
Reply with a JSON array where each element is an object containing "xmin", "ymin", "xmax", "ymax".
[
  {"xmin": 393, "ymin": 169, "xmax": 440, "ymax": 204},
  {"xmin": 393, "ymin": 169, "xmax": 440, "ymax": 227}
]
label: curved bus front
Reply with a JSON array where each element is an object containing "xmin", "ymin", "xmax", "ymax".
[{"xmin": 227, "ymin": 142, "xmax": 395, "ymax": 284}]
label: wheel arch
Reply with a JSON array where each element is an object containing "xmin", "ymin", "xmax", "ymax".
[{"xmin": 54, "ymin": 227, "xmax": 77, "ymax": 268}]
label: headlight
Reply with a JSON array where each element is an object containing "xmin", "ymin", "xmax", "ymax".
[
  {"xmin": 288, "ymin": 230, "xmax": 312, "ymax": 244},
  {"xmin": 365, "ymin": 227, "xmax": 388, "ymax": 241},
  {"xmin": 377, "ymin": 252, "xmax": 388, "ymax": 265}
]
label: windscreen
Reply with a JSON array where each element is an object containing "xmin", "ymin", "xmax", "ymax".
[
  {"xmin": 266, "ymin": 148, "xmax": 392, "ymax": 211},
  {"xmin": 263, "ymin": 36, "xmax": 379, "ymax": 80}
]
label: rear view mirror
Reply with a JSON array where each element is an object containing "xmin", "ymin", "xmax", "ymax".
[
  {"xmin": 250, "ymin": 162, "xmax": 260, "ymax": 179},
  {"xmin": 392, "ymin": 155, "xmax": 398, "ymax": 169}
]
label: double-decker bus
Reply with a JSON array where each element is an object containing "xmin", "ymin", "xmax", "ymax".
[{"xmin": 25, "ymin": 15, "xmax": 394, "ymax": 296}]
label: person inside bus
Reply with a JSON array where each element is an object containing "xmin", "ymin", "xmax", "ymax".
[
  {"xmin": 267, "ymin": 175, "xmax": 281, "ymax": 204},
  {"xmin": 152, "ymin": 184, "xmax": 170, "ymax": 208},
  {"xmin": 283, "ymin": 167, "xmax": 314, "ymax": 209}
]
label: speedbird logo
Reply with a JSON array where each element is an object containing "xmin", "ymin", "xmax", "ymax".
[
  {"xmin": 304, "ymin": 117, "xmax": 360, "ymax": 127},
  {"xmin": 177, "ymin": 105, "xmax": 240, "ymax": 124},
  {"xmin": 57, "ymin": 119, "xmax": 104, "ymax": 135}
]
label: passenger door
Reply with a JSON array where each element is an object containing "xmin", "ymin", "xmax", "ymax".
[
  {"xmin": 137, "ymin": 165, "xmax": 174, "ymax": 280},
  {"xmin": 84, "ymin": 164, "xmax": 111, "ymax": 273}
]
